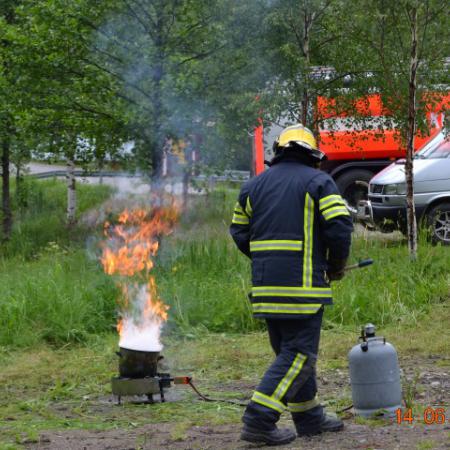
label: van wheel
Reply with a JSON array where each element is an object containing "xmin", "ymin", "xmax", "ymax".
[
  {"xmin": 426, "ymin": 202, "xmax": 450, "ymax": 245},
  {"xmin": 335, "ymin": 169, "xmax": 373, "ymax": 207}
]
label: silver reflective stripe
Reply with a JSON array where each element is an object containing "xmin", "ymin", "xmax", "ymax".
[
  {"xmin": 273, "ymin": 353, "xmax": 307, "ymax": 400},
  {"xmin": 322, "ymin": 206, "xmax": 350, "ymax": 221},
  {"xmin": 288, "ymin": 396, "xmax": 320, "ymax": 413},
  {"xmin": 245, "ymin": 196, "xmax": 253, "ymax": 217},
  {"xmin": 252, "ymin": 303, "xmax": 322, "ymax": 314},
  {"xmin": 319, "ymin": 194, "xmax": 345, "ymax": 211},
  {"xmin": 232, "ymin": 214, "xmax": 249, "ymax": 225},
  {"xmin": 252, "ymin": 287, "xmax": 331, "ymax": 297},
  {"xmin": 251, "ymin": 391, "xmax": 285, "ymax": 413},
  {"xmin": 234, "ymin": 202, "xmax": 247, "ymax": 216}
]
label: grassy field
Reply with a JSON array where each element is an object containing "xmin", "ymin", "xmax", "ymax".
[
  {"xmin": 0, "ymin": 179, "xmax": 116, "ymax": 348},
  {"xmin": 0, "ymin": 181, "xmax": 449, "ymax": 449},
  {"xmin": 158, "ymin": 190, "xmax": 450, "ymax": 332},
  {"xmin": 0, "ymin": 304, "xmax": 448, "ymax": 449},
  {"xmin": 1, "ymin": 184, "xmax": 449, "ymax": 348}
]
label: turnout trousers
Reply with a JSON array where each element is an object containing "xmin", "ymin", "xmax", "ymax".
[{"xmin": 242, "ymin": 308, "xmax": 324, "ymax": 431}]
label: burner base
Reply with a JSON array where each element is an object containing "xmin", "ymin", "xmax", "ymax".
[{"xmin": 111, "ymin": 374, "xmax": 171, "ymax": 405}]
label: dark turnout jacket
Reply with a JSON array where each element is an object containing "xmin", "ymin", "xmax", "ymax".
[{"xmin": 230, "ymin": 159, "xmax": 353, "ymax": 319}]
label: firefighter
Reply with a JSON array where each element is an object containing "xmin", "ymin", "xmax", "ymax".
[{"xmin": 230, "ymin": 124, "xmax": 353, "ymax": 446}]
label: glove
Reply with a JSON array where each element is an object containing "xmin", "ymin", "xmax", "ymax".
[{"xmin": 326, "ymin": 258, "xmax": 347, "ymax": 281}]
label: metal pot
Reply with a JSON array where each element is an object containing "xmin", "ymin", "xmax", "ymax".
[{"xmin": 117, "ymin": 347, "xmax": 162, "ymax": 378}]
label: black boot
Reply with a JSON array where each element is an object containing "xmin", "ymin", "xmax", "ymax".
[
  {"xmin": 241, "ymin": 424, "xmax": 297, "ymax": 446},
  {"xmin": 296, "ymin": 413, "xmax": 344, "ymax": 437}
]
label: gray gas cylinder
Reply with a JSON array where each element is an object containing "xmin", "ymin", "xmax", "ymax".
[{"xmin": 348, "ymin": 323, "xmax": 402, "ymax": 417}]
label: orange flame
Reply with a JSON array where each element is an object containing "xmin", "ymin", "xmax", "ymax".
[{"xmin": 101, "ymin": 202, "xmax": 179, "ymax": 337}]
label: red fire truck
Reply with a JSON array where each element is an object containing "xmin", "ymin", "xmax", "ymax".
[{"xmin": 253, "ymin": 93, "xmax": 449, "ymax": 205}]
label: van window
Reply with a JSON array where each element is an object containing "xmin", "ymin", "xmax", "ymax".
[{"xmin": 415, "ymin": 135, "xmax": 450, "ymax": 159}]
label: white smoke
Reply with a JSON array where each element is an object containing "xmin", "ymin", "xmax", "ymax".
[
  {"xmin": 118, "ymin": 282, "xmax": 165, "ymax": 352},
  {"xmin": 119, "ymin": 319, "xmax": 163, "ymax": 352}
]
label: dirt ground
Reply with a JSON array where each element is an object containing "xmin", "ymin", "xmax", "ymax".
[
  {"xmin": 25, "ymin": 421, "xmax": 450, "ymax": 450},
  {"xmin": 26, "ymin": 356, "xmax": 450, "ymax": 450}
]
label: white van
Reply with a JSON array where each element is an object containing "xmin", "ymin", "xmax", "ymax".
[{"xmin": 357, "ymin": 132, "xmax": 450, "ymax": 244}]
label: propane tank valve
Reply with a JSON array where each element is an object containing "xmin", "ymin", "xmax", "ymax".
[{"xmin": 364, "ymin": 323, "xmax": 376, "ymax": 338}]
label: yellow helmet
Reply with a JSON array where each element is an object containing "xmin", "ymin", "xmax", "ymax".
[
  {"xmin": 273, "ymin": 124, "xmax": 326, "ymax": 162},
  {"xmin": 278, "ymin": 124, "xmax": 318, "ymax": 150}
]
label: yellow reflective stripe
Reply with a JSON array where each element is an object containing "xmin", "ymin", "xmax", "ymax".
[
  {"xmin": 288, "ymin": 396, "xmax": 320, "ymax": 413},
  {"xmin": 245, "ymin": 196, "xmax": 252, "ymax": 217},
  {"xmin": 252, "ymin": 286, "xmax": 331, "ymax": 298},
  {"xmin": 252, "ymin": 303, "xmax": 322, "ymax": 314},
  {"xmin": 251, "ymin": 391, "xmax": 285, "ymax": 413},
  {"xmin": 319, "ymin": 194, "xmax": 345, "ymax": 211},
  {"xmin": 250, "ymin": 240, "xmax": 303, "ymax": 251},
  {"xmin": 234, "ymin": 202, "xmax": 247, "ymax": 216},
  {"xmin": 273, "ymin": 353, "xmax": 307, "ymax": 401},
  {"xmin": 322, "ymin": 206, "xmax": 350, "ymax": 221},
  {"xmin": 303, "ymin": 193, "xmax": 314, "ymax": 288},
  {"xmin": 232, "ymin": 215, "xmax": 249, "ymax": 225}
]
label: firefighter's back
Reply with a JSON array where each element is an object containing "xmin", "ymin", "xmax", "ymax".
[{"xmin": 248, "ymin": 160, "xmax": 319, "ymax": 242}]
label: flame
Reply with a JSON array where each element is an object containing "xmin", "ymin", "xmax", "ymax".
[{"xmin": 100, "ymin": 201, "xmax": 179, "ymax": 341}]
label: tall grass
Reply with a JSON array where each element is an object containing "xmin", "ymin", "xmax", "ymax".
[
  {"xmin": 156, "ymin": 232, "xmax": 449, "ymax": 332},
  {"xmin": 0, "ymin": 178, "xmax": 116, "ymax": 348},
  {"xmin": 156, "ymin": 191, "xmax": 449, "ymax": 331},
  {"xmin": 2, "ymin": 178, "xmax": 111, "ymax": 259},
  {"xmin": 0, "ymin": 250, "xmax": 118, "ymax": 347},
  {"xmin": 0, "ymin": 184, "xmax": 448, "ymax": 348}
]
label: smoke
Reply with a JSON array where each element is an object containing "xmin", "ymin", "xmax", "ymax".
[
  {"xmin": 118, "ymin": 284, "xmax": 164, "ymax": 352},
  {"xmin": 91, "ymin": 0, "xmax": 272, "ymax": 173}
]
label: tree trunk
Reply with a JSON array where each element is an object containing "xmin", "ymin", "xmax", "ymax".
[
  {"xmin": 15, "ymin": 160, "xmax": 27, "ymax": 208},
  {"xmin": 1, "ymin": 137, "xmax": 12, "ymax": 241},
  {"xmin": 300, "ymin": 8, "xmax": 313, "ymax": 127},
  {"xmin": 66, "ymin": 158, "xmax": 77, "ymax": 226},
  {"xmin": 150, "ymin": 9, "xmax": 165, "ymax": 180},
  {"xmin": 405, "ymin": 7, "xmax": 418, "ymax": 259},
  {"xmin": 182, "ymin": 167, "xmax": 190, "ymax": 210}
]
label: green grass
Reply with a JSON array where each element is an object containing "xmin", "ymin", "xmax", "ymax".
[
  {"xmin": 0, "ymin": 184, "xmax": 448, "ymax": 448},
  {"xmin": 0, "ymin": 184, "xmax": 448, "ymax": 349},
  {"xmin": 0, "ymin": 304, "xmax": 448, "ymax": 448},
  {"xmin": 155, "ymin": 191, "xmax": 449, "ymax": 331},
  {"xmin": 0, "ymin": 178, "xmax": 116, "ymax": 348},
  {"xmin": 2, "ymin": 178, "xmax": 111, "ymax": 259},
  {"xmin": 0, "ymin": 250, "xmax": 118, "ymax": 347}
]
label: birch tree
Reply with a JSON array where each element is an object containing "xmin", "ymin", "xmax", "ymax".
[
  {"xmin": 262, "ymin": 0, "xmax": 346, "ymax": 130},
  {"xmin": 328, "ymin": 0, "xmax": 449, "ymax": 258}
]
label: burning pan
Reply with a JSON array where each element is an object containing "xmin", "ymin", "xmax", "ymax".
[{"xmin": 117, "ymin": 347, "xmax": 162, "ymax": 378}]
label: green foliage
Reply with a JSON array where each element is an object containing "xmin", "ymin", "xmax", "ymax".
[
  {"xmin": 158, "ymin": 238, "xmax": 255, "ymax": 333},
  {"xmin": 156, "ymin": 228, "xmax": 449, "ymax": 332},
  {"xmin": 328, "ymin": 233, "xmax": 450, "ymax": 327}
]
